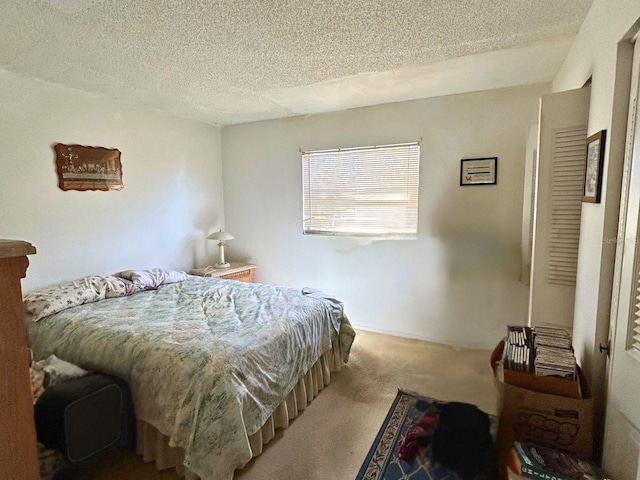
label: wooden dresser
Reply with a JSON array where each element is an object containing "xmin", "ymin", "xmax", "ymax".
[
  {"xmin": 190, "ymin": 262, "xmax": 256, "ymax": 283},
  {"xmin": 0, "ymin": 240, "xmax": 39, "ymax": 479}
]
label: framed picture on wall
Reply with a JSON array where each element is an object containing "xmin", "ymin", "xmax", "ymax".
[
  {"xmin": 582, "ymin": 130, "xmax": 606, "ymax": 203},
  {"xmin": 54, "ymin": 143, "xmax": 123, "ymax": 192},
  {"xmin": 460, "ymin": 157, "xmax": 497, "ymax": 186}
]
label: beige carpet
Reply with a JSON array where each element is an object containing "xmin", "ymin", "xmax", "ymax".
[{"xmin": 59, "ymin": 329, "xmax": 498, "ymax": 480}]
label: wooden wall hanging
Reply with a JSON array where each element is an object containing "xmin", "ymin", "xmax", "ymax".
[{"xmin": 54, "ymin": 143, "xmax": 123, "ymax": 191}]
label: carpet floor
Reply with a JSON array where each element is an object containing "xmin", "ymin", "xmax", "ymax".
[{"xmin": 58, "ymin": 329, "xmax": 498, "ymax": 480}]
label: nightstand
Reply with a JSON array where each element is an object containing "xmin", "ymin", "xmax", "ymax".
[{"xmin": 190, "ymin": 262, "xmax": 256, "ymax": 283}]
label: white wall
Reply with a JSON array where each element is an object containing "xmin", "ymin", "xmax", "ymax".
[
  {"xmin": 553, "ymin": 1, "xmax": 640, "ymax": 394},
  {"xmin": 0, "ymin": 68, "xmax": 224, "ymax": 291},
  {"xmin": 222, "ymin": 84, "xmax": 548, "ymax": 349}
]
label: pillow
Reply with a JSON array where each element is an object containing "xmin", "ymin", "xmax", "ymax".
[
  {"xmin": 24, "ymin": 275, "xmax": 127, "ymax": 322},
  {"xmin": 114, "ymin": 268, "xmax": 187, "ymax": 291}
]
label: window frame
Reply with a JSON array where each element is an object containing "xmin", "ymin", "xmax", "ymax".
[{"xmin": 301, "ymin": 142, "xmax": 420, "ymax": 240}]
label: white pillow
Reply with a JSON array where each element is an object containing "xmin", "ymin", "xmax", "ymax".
[
  {"xmin": 114, "ymin": 268, "xmax": 187, "ymax": 291},
  {"xmin": 24, "ymin": 275, "xmax": 127, "ymax": 322}
]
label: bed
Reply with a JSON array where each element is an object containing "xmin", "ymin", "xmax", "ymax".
[{"xmin": 25, "ymin": 271, "xmax": 354, "ymax": 480}]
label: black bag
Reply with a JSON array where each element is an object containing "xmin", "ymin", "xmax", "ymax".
[
  {"xmin": 431, "ymin": 402, "xmax": 492, "ymax": 477},
  {"xmin": 35, "ymin": 373, "xmax": 135, "ymax": 467}
]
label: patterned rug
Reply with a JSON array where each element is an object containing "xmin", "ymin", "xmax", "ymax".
[{"xmin": 355, "ymin": 390, "xmax": 496, "ymax": 480}]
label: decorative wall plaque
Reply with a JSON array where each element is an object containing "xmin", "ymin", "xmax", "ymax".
[
  {"xmin": 54, "ymin": 143, "xmax": 123, "ymax": 191},
  {"xmin": 460, "ymin": 157, "xmax": 497, "ymax": 186}
]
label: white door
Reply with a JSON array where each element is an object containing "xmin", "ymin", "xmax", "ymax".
[
  {"xmin": 529, "ymin": 87, "xmax": 590, "ymax": 330},
  {"xmin": 603, "ymin": 36, "xmax": 640, "ymax": 480}
]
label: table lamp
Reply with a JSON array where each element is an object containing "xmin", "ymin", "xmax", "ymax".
[{"xmin": 207, "ymin": 230, "xmax": 234, "ymax": 269}]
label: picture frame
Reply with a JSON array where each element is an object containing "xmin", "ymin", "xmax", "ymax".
[
  {"xmin": 54, "ymin": 143, "xmax": 123, "ymax": 192},
  {"xmin": 582, "ymin": 130, "xmax": 606, "ymax": 203},
  {"xmin": 460, "ymin": 157, "xmax": 497, "ymax": 186}
]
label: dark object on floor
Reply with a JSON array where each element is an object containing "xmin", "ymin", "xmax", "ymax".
[
  {"xmin": 397, "ymin": 404, "xmax": 440, "ymax": 463},
  {"xmin": 34, "ymin": 373, "xmax": 135, "ymax": 468},
  {"xmin": 431, "ymin": 401, "xmax": 493, "ymax": 477},
  {"xmin": 355, "ymin": 390, "xmax": 495, "ymax": 480}
]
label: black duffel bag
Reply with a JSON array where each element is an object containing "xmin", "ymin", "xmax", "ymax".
[{"xmin": 431, "ymin": 401, "xmax": 492, "ymax": 477}]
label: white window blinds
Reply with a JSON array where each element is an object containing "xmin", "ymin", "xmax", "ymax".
[{"xmin": 302, "ymin": 143, "xmax": 420, "ymax": 238}]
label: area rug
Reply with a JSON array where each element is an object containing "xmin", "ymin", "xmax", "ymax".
[{"xmin": 355, "ymin": 390, "xmax": 496, "ymax": 480}]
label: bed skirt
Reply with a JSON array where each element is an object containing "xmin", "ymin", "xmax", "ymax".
[{"xmin": 135, "ymin": 343, "xmax": 345, "ymax": 479}]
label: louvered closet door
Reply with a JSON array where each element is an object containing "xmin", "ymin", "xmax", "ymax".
[
  {"xmin": 603, "ymin": 34, "xmax": 640, "ymax": 480},
  {"xmin": 547, "ymin": 126, "xmax": 588, "ymax": 286},
  {"xmin": 529, "ymin": 87, "xmax": 590, "ymax": 330},
  {"xmin": 633, "ymin": 264, "xmax": 640, "ymax": 354}
]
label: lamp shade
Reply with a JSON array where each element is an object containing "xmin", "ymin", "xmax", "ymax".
[{"xmin": 207, "ymin": 230, "xmax": 234, "ymax": 241}]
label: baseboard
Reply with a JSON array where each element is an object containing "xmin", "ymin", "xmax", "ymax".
[{"xmin": 349, "ymin": 323, "xmax": 494, "ymax": 351}]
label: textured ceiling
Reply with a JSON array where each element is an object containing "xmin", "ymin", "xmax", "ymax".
[{"xmin": 0, "ymin": 0, "xmax": 593, "ymax": 125}]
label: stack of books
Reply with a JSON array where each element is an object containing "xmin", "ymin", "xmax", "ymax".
[
  {"xmin": 533, "ymin": 327, "xmax": 572, "ymax": 349},
  {"xmin": 508, "ymin": 440, "xmax": 603, "ymax": 480},
  {"xmin": 533, "ymin": 327, "xmax": 576, "ymax": 380},
  {"xmin": 502, "ymin": 326, "xmax": 576, "ymax": 380},
  {"xmin": 504, "ymin": 326, "xmax": 532, "ymax": 372}
]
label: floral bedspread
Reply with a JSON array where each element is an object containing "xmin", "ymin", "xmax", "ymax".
[{"xmin": 27, "ymin": 275, "xmax": 354, "ymax": 480}]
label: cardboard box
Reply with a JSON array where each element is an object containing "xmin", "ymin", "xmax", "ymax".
[
  {"xmin": 502, "ymin": 367, "xmax": 581, "ymax": 399},
  {"xmin": 499, "ymin": 335, "xmax": 581, "ymax": 399},
  {"xmin": 491, "ymin": 341, "xmax": 594, "ymax": 478}
]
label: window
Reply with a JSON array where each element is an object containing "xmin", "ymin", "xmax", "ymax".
[{"xmin": 302, "ymin": 142, "xmax": 420, "ymax": 238}]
